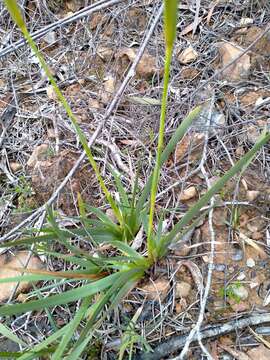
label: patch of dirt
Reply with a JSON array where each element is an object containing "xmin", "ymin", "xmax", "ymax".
[{"xmin": 29, "ymin": 150, "xmax": 99, "ymax": 216}]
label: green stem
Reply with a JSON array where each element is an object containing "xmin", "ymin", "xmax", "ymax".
[{"xmin": 147, "ymin": 46, "xmax": 173, "ymax": 262}]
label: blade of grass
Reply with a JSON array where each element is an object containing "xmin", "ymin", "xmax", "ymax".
[
  {"xmin": 162, "ymin": 132, "xmax": 270, "ymax": 250},
  {"xmin": 52, "ymin": 297, "xmax": 92, "ymax": 360},
  {"xmin": 136, "ymin": 105, "xmax": 202, "ymax": 217},
  {"xmin": 0, "ymin": 271, "xmax": 120, "ymax": 316},
  {"xmin": 0, "ymin": 323, "xmax": 27, "ymax": 347},
  {"xmin": 72, "ymin": 269, "xmax": 142, "ymax": 354}
]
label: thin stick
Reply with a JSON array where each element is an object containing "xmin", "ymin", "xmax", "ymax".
[{"xmin": 0, "ymin": 0, "xmax": 125, "ymax": 58}]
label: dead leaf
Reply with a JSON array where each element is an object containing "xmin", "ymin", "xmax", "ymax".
[
  {"xmin": 178, "ymin": 46, "xmax": 198, "ymax": 64},
  {"xmin": 0, "ymin": 251, "xmax": 44, "ymax": 302},
  {"xmin": 10, "ymin": 162, "xmax": 22, "ymax": 173},
  {"xmin": 101, "ymin": 75, "xmax": 116, "ymax": 104},
  {"xmin": 219, "ymin": 343, "xmax": 251, "ymax": 360},
  {"xmin": 177, "ymin": 260, "xmax": 203, "ymax": 293},
  {"xmin": 217, "ymin": 42, "xmax": 251, "ymax": 81},
  {"xmin": 116, "ymin": 48, "xmax": 161, "ymax": 79},
  {"xmin": 27, "ymin": 144, "xmax": 49, "ymax": 168},
  {"xmin": 175, "ymin": 281, "xmax": 191, "ymax": 298},
  {"xmin": 247, "ymin": 344, "xmax": 270, "ymax": 360},
  {"xmin": 140, "ymin": 278, "xmax": 169, "ymax": 300},
  {"xmin": 174, "ymin": 132, "xmax": 205, "ymax": 163},
  {"xmin": 179, "ymin": 186, "xmax": 197, "ymax": 201},
  {"xmin": 46, "ymin": 85, "xmax": 57, "ymax": 101},
  {"xmin": 89, "ymin": 13, "xmax": 106, "ymax": 30}
]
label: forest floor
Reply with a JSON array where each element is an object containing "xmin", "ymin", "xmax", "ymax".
[{"xmin": 0, "ymin": 0, "xmax": 270, "ymax": 359}]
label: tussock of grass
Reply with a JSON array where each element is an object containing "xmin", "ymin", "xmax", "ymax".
[{"xmin": 1, "ymin": 0, "xmax": 269, "ymax": 358}]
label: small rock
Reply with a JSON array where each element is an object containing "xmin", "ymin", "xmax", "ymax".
[
  {"xmin": 178, "ymin": 46, "xmax": 198, "ymax": 64},
  {"xmin": 237, "ymin": 273, "xmax": 246, "ymax": 281},
  {"xmin": 231, "ymin": 247, "xmax": 244, "ymax": 261},
  {"xmin": 214, "ymin": 264, "xmax": 226, "ymax": 272},
  {"xmin": 43, "ymin": 31, "xmax": 56, "ymax": 45},
  {"xmin": 246, "ymin": 258, "xmax": 255, "ymax": 268},
  {"xmin": 175, "ymin": 282, "xmax": 191, "ymax": 298},
  {"xmin": 172, "ymin": 244, "xmax": 191, "ymax": 257},
  {"xmin": 252, "ymin": 231, "xmax": 263, "ymax": 240},
  {"xmin": 117, "ymin": 48, "xmax": 161, "ymax": 79},
  {"xmin": 246, "ymin": 190, "xmax": 260, "ymax": 201},
  {"xmin": 246, "ymin": 126, "xmax": 261, "ymax": 144},
  {"xmin": 10, "ymin": 162, "xmax": 22, "ymax": 172},
  {"xmin": 240, "ymin": 18, "xmax": 253, "ymax": 26},
  {"xmin": 179, "ymin": 186, "xmax": 197, "ymax": 201},
  {"xmin": 217, "ymin": 42, "xmax": 251, "ymax": 81},
  {"xmin": 232, "ymin": 285, "xmax": 249, "ymax": 300},
  {"xmin": 27, "ymin": 144, "xmax": 49, "ymax": 168},
  {"xmin": 249, "ymin": 282, "xmax": 259, "ymax": 289}
]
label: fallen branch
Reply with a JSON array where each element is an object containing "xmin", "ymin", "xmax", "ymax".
[{"xmin": 134, "ymin": 313, "xmax": 270, "ymax": 360}]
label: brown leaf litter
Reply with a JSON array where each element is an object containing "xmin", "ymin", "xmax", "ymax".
[
  {"xmin": 0, "ymin": 251, "xmax": 43, "ymax": 303},
  {"xmin": 28, "ymin": 149, "xmax": 98, "ymax": 216}
]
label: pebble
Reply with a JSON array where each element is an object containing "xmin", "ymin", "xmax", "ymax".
[
  {"xmin": 175, "ymin": 282, "xmax": 191, "ymax": 298},
  {"xmin": 237, "ymin": 273, "xmax": 246, "ymax": 281},
  {"xmin": 232, "ymin": 285, "xmax": 249, "ymax": 300},
  {"xmin": 179, "ymin": 186, "xmax": 197, "ymax": 201},
  {"xmin": 231, "ymin": 247, "xmax": 244, "ymax": 261},
  {"xmin": 246, "ymin": 190, "xmax": 260, "ymax": 201},
  {"xmin": 221, "ymin": 355, "xmax": 234, "ymax": 360},
  {"xmin": 214, "ymin": 264, "xmax": 226, "ymax": 272},
  {"xmin": 246, "ymin": 258, "xmax": 255, "ymax": 268}
]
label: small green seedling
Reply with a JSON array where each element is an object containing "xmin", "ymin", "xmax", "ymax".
[{"xmin": 219, "ymin": 281, "xmax": 242, "ymax": 304}]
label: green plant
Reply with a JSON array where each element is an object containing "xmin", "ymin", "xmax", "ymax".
[
  {"xmin": 118, "ymin": 306, "xmax": 151, "ymax": 360},
  {"xmin": 1, "ymin": 0, "xmax": 270, "ymax": 359},
  {"xmin": 219, "ymin": 281, "xmax": 242, "ymax": 304},
  {"xmin": 13, "ymin": 176, "xmax": 36, "ymax": 213}
]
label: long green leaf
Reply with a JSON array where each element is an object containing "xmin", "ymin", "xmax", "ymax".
[
  {"xmin": 136, "ymin": 105, "xmax": 202, "ymax": 215},
  {"xmin": 0, "ymin": 323, "xmax": 27, "ymax": 347},
  {"xmin": 0, "ymin": 272, "xmax": 119, "ymax": 316},
  {"xmin": 164, "ymin": 0, "xmax": 178, "ymax": 49},
  {"xmin": 52, "ymin": 297, "xmax": 92, "ymax": 360}
]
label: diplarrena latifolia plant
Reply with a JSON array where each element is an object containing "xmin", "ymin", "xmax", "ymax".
[{"xmin": 1, "ymin": 0, "xmax": 269, "ymax": 358}]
